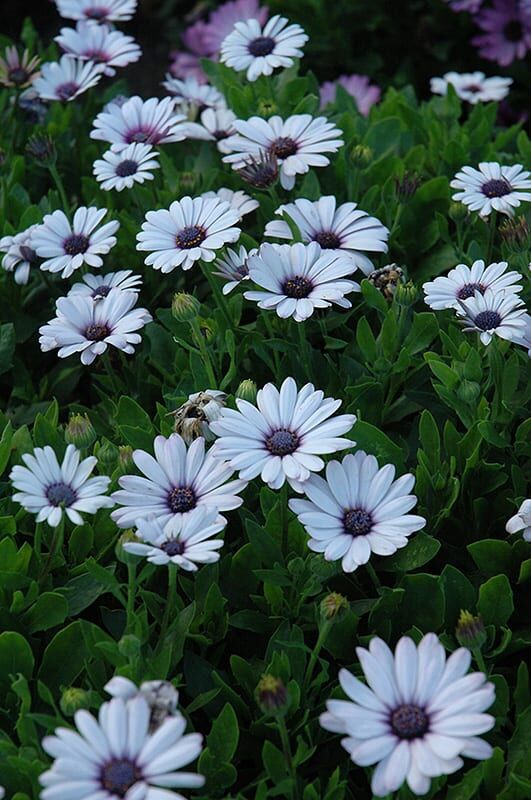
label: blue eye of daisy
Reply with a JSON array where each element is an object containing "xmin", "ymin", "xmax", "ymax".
[
  {"xmin": 85, "ymin": 7, "xmax": 108, "ymax": 19},
  {"xmin": 474, "ymin": 310, "xmax": 502, "ymax": 330},
  {"xmin": 390, "ymin": 704, "xmax": 429, "ymax": 740},
  {"xmin": 63, "ymin": 234, "xmax": 90, "ymax": 255},
  {"xmin": 8, "ymin": 67, "xmax": 29, "ymax": 85},
  {"xmin": 19, "ymin": 244, "xmax": 37, "ymax": 262},
  {"xmin": 266, "ymin": 429, "xmax": 299, "ymax": 456},
  {"xmin": 481, "ymin": 178, "xmax": 512, "ymax": 198},
  {"xmin": 343, "ymin": 508, "xmax": 373, "ymax": 536},
  {"xmin": 269, "ymin": 137, "xmax": 298, "ymax": 159},
  {"xmin": 46, "ymin": 482, "xmax": 77, "ymax": 507},
  {"xmin": 167, "ymin": 486, "xmax": 196, "ymax": 513},
  {"xmin": 56, "ymin": 81, "xmax": 79, "ymax": 100},
  {"xmin": 248, "ymin": 36, "xmax": 276, "ymax": 57},
  {"xmin": 85, "ymin": 323, "xmax": 111, "ymax": 341},
  {"xmin": 457, "ymin": 281, "xmax": 485, "ymax": 300},
  {"xmin": 101, "ymin": 758, "xmax": 141, "ymax": 795},
  {"xmin": 314, "ymin": 230, "xmax": 341, "ymax": 249},
  {"xmin": 91, "ymin": 284, "xmax": 112, "ymax": 298},
  {"xmin": 213, "ymin": 129, "xmax": 230, "ymax": 140},
  {"xmin": 175, "ymin": 225, "xmax": 206, "ymax": 249},
  {"xmin": 161, "ymin": 539, "xmax": 186, "ymax": 556},
  {"xmin": 282, "ymin": 275, "xmax": 313, "ymax": 298},
  {"xmin": 115, "ymin": 159, "xmax": 139, "ymax": 177}
]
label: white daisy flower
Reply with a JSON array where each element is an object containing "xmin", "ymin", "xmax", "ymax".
[
  {"xmin": 56, "ymin": 21, "xmax": 141, "ymax": 76},
  {"xmin": 93, "ymin": 142, "xmax": 160, "ymax": 191},
  {"xmin": 213, "ymin": 245, "xmax": 256, "ymax": 294},
  {"xmin": 264, "ymin": 196, "xmax": 389, "ymax": 275},
  {"xmin": 0, "ymin": 786, "xmax": 3, "ymax": 799},
  {"xmin": 451, "ymin": 162, "xmax": 531, "ymax": 218},
  {"xmin": 123, "ymin": 507, "xmax": 225, "ymax": 570},
  {"xmin": 54, "ymin": 0, "xmax": 138, "ymax": 22},
  {"xmin": 210, "ymin": 376, "xmax": 356, "ymax": 491},
  {"xmin": 111, "ymin": 433, "xmax": 247, "ymax": 529},
  {"xmin": 136, "ymin": 195, "xmax": 241, "ymax": 273},
  {"xmin": 456, "ymin": 288, "xmax": 526, "ymax": 345},
  {"xmin": 10, "ymin": 444, "xmax": 113, "ymax": 527},
  {"xmin": 0, "ymin": 223, "xmax": 39, "ymax": 285},
  {"xmin": 220, "ymin": 14, "xmax": 308, "ymax": 82},
  {"xmin": 162, "ymin": 75, "xmax": 226, "ymax": 117},
  {"xmin": 506, "ymin": 498, "xmax": 531, "ymax": 542},
  {"xmin": 185, "ymin": 107, "xmax": 238, "ymax": 153},
  {"xmin": 513, "ymin": 312, "xmax": 531, "ymax": 357},
  {"xmin": 320, "ymin": 634, "xmax": 495, "ymax": 798},
  {"xmin": 68, "ymin": 269, "xmax": 142, "ymax": 299},
  {"xmin": 39, "ymin": 289, "xmax": 152, "ymax": 365},
  {"xmin": 200, "ymin": 187, "xmax": 259, "ymax": 218},
  {"xmin": 430, "ymin": 71, "xmax": 512, "ymax": 103},
  {"xmin": 90, "ymin": 95, "xmax": 188, "ymax": 150},
  {"xmin": 33, "ymin": 55, "xmax": 103, "ymax": 101},
  {"xmin": 223, "ymin": 114, "xmax": 344, "ymax": 190},
  {"xmin": 244, "ymin": 242, "xmax": 360, "ymax": 322},
  {"xmin": 289, "ymin": 450, "xmax": 426, "ymax": 572},
  {"xmin": 423, "ymin": 259, "xmax": 523, "ymax": 310},
  {"xmin": 104, "ymin": 677, "xmax": 180, "ymax": 730},
  {"xmin": 32, "ymin": 207, "xmax": 119, "ymax": 278},
  {"xmin": 39, "ymin": 695, "xmax": 204, "ymax": 800}
]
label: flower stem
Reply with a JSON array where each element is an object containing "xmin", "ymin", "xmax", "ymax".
[
  {"xmin": 126, "ymin": 562, "xmax": 137, "ymax": 634},
  {"xmin": 200, "ymin": 261, "xmax": 234, "ymax": 330},
  {"xmin": 189, "ymin": 317, "xmax": 218, "ymax": 386},
  {"xmin": 279, "ymin": 483, "xmax": 289, "ymax": 557},
  {"xmin": 296, "ymin": 321, "xmax": 312, "ymax": 380},
  {"xmin": 473, "ymin": 647, "xmax": 488, "ymax": 675},
  {"xmin": 158, "ymin": 564, "xmax": 178, "ymax": 652},
  {"xmin": 38, "ymin": 517, "xmax": 65, "ymax": 584},
  {"xmin": 48, "ymin": 162, "xmax": 70, "ymax": 214},
  {"xmin": 101, "ymin": 350, "xmax": 122, "ymax": 398},
  {"xmin": 303, "ymin": 620, "xmax": 332, "ymax": 694},
  {"xmin": 486, "ymin": 211, "xmax": 498, "ymax": 263},
  {"xmin": 275, "ymin": 714, "xmax": 298, "ymax": 799},
  {"xmin": 366, "ymin": 561, "xmax": 382, "ymax": 593}
]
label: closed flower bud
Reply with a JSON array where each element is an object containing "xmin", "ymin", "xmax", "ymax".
[
  {"xmin": 172, "ymin": 292, "xmax": 200, "ymax": 322},
  {"xmin": 65, "ymin": 413, "xmax": 96, "ymax": 449},
  {"xmin": 351, "ymin": 144, "xmax": 373, "ymax": 166},
  {"xmin": 456, "ymin": 610, "xmax": 487, "ymax": 650},
  {"xmin": 394, "ymin": 280, "xmax": 419, "ymax": 307},
  {"xmin": 60, "ymin": 687, "xmax": 91, "ymax": 716},
  {"xmin": 118, "ymin": 634, "xmax": 141, "ymax": 658},
  {"xmin": 96, "ymin": 439, "xmax": 119, "ymax": 468},
  {"xmin": 235, "ymin": 379, "xmax": 257, "ymax": 404},
  {"xmin": 499, "ymin": 216, "xmax": 529, "ymax": 250},
  {"xmin": 256, "ymin": 674, "xmax": 289, "ymax": 715},
  {"xmin": 257, "ymin": 99, "xmax": 277, "ymax": 117},
  {"xmin": 179, "ymin": 172, "xmax": 196, "ymax": 192},
  {"xmin": 449, "ymin": 201, "xmax": 468, "ymax": 223},
  {"xmin": 395, "ymin": 172, "xmax": 421, "ymax": 202},
  {"xmin": 118, "ymin": 445, "xmax": 134, "ymax": 472},
  {"xmin": 320, "ymin": 592, "xmax": 348, "ymax": 621},
  {"xmin": 26, "ymin": 133, "xmax": 56, "ymax": 166}
]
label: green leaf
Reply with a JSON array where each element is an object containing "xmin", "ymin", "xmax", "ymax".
[
  {"xmin": 478, "ymin": 574, "xmax": 514, "ymax": 626},
  {"xmin": 467, "ymin": 540, "xmax": 512, "ymax": 578},
  {"xmin": 380, "ymin": 532, "xmax": 439, "ymax": 572},
  {"xmin": 351, "ymin": 420, "xmax": 405, "ymax": 470},
  {"xmin": 22, "ymin": 592, "xmax": 68, "ymax": 633},
  {"xmin": 0, "ymin": 323, "xmax": 15, "ymax": 376},
  {"xmin": 0, "ymin": 632, "xmax": 34, "ymax": 692},
  {"xmin": 207, "ymin": 702, "xmax": 239, "ymax": 762},
  {"xmin": 397, "ymin": 573, "xmax": 445, "ymax": 632},
  {"xmin": 438, "ymin": 565, "xmax": 476, "ymax": 628}
]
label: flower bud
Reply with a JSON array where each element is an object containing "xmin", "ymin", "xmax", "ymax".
[
  {"xmin": 456, "ymin": 610, "xmax": 487, "ymax": 650},
  {"xmin": 118, "ymin": 634, "xmax": 141, "ymax": 658},
  {"xmin": 395, "ymin": 172, "xmax": 421, "ymax": 202},
  {"xmin": 257, "ymin": 99, "xmax": 278, "ymax": 117},
  {"xmin": 235, "ymin": 379, "xmax": 257, "ymax": 404},
  {"xmin": 118, "ymin": 445, "xmax": 134, "ymax": 472},
  {"xmin": 172, "ymin": 292, "xmax": 200, "ymax": 322},
  {"xmin": 26, "ymin": 133, "xmax": 57, "ymax": 166},
  {"xmin": 96, "ymin": 439, "xmax": 119, "ymax": 469},
  {"xmin": 256, "ymin": 674, "xmax": 289, "ymax": 715},
  {"xmin": 320, "ymin": 592, "xmax": 348, "ymax": 621},
  {"xmin": 60, "ymin": 687, "xmax": 91, "ymax": 716},
  {"xmin": 65, "ymin": 413, "xmax": 97, "ymax": 449},
  {"xmin": 448, "ymin": 201, "xmax": 468, "ymax": 223},
  {"xmin": 116, "ymin": 529, "xmax": 140, "ymax": 564},
  {"xmin": 499, "ymin": 216, "xmax": 529, "ymax": 250},
  {"xmin": 394, "ymin": 280, "xmax": 419, "ymax": 307},
  {"xmin": 351, "ymin": 144, "xmax": 373, "ymax": 166},
  {"xmin": 238, "ymin": 152, "xmax": 279, "ymax": 189},
  {"xmin": 179, "ymin": 172, "xmax": 196, "ymax": 192}
]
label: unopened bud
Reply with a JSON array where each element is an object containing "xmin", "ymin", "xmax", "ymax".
[
  {"xmin": 235, "ymin": 379, "xmax": 257, "ymax": 404},
  {"xmin": 26, "ymin": 133, "xmax": 56, "ymax": 166},
  {"xmin": 179, "ymin": 172, "xmax": 196, "ymax": 192},
  {"xmin": 118, "ymin": 634, "xmax": 141, "ymax": 658},
  {"xmin": 499, "ymin": 216, "xmax": 529, "ymax": 250},
  {"xmin": 257, "ymin": 99, "xmax": 277, "ymax": 117},
  {"xmin": 238, "ymin": 151, "xmax": 279, "ymax": 189},
  {"xmin": 320, "ymin": 592, "xmax": 348, "ymax": 621},
  {"xmin": 96, "ymin": 439, "xmax": 119, "ymax": 468},
  {"xmin": 351, "ymin": 144, "xmax": 373, "ymax": 166},
  {"xmin": 60, "ymin": 687, "xmax": 91, "ymax": 716},
  {"xmin": 65, "ymin": 413, "xmax": 96, "ymax": 449},
  {"xmin": 456, "ymin": 610, "xmax": 487, "ymax": 650},
  {"xmin": 256, "ymin": 674, "xmax": 289, "ymax": 715},
  {"xmin": 394, "ymin": 280, "xmax": 419, "ymax": 307},
  {"xmin": 118, "ymin": 445, "xmax": 134, "ymax": 472},
  {"xmin": 449, "ymin": 201, "xmax": 468, "ymax": 223},
  {"xmin": 172, "ymin": 292, "xmax": 200, "ymax": 322},
  {"xmin": 395, "ymin": 172, "xmax": 421, "ymax": 202}
]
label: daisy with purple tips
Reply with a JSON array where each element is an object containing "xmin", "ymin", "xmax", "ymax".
[
  {"xmin": 33, "ymin": 55, "xmax": 103, "ymax": 102},
  {"xmin": 56, "ymin": 20, "xmax": 141, "ymax": 76},
  {"xmin": 90, "ymin": 95, "xmax": 188, "ymax": 150}
]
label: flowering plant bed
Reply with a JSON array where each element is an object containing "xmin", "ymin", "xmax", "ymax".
[{"xmin": 0, "ymin": 2, "xmax": 530, "ymax": 799}]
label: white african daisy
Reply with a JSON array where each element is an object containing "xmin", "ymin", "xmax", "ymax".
[
  {"xmin": 244, "ymin": 242, "xmax": 360, "ymax": 322},
  {"xmin": 185, "ymin": 107, "xmax": 238, "ymax": 152},
  {"xmin": 136, "ymin": 195, "xmax": 241, "ymax": 272},
  {"xmin": 430, "ymin": 71, "xmax": 512, "ymax": 103},
  {"xmin": 56, "ymin": 21, "xmax": 141, "ymax": 76},
  {"xmin": 32, "ymin": 207, "xmax": 119, "ymax": 278},
  {"xmin": 223, "ymin": 114, "xmax": 344, "ymax": 190},
  {"xmin": 123, "ymin": 507, "xmax": 225, "ymax": 570},
  {"xmin": 451, "ymin": 162, "xmax": 531, "ymax": 218},
  {"xmin": 423, "ymin": 259, "xmax": 523, "ymax": 310},
  {"xmin": 33, "ymin": 55, "xmax": 103, "ymax": 101},
  {"xmin": 320, "ymin": 634, "xmax": 495, "ymax": 798},
  {"xmin": 10, "ymin": 444, "xmax": 113, "ymax": 527},
  {"xmin": 162, "ymin": 75, "xmax": 226, "ymax": 117},
  {"xmin": 513, "ymin": 312, "xmax": 531, "ymax": 357},
  {"xmin": 213, "ymin": 245, "xmax": 256, "ymax": 294},
  {"xmin": 210, "ymin": 376, "xmax": 356, "ymax": 491},
  {"xmin": 55, "ymin": 0, "xmax": 138, "ymax": 22},
  {"xmin": 90, "ymin": 95, "xmax": 188, "ymax": 150},
  {"xmin": 111, "ymin": 433, "xmax": 247, "ymax": 529},
  {"xmin": 289, "ymin": 450, "xmax": 426, "ymax": 572},
  {"xmin": 200, "ymin": 187, "xmax": 259, "ymax": 218},
  {"xmin": 264, "ymin": 196, "xmax": 389, "ymax": 275},
  {"xmin": 220, "ymin": 14, "xmax": 308, "ymax": 82},
  {"xmin": 39, "ymin": 289, "xmax": 152, "ymax": 365},
  {"xmin": 0, "ymin": 223, "xmax": 39, "ymax": 285},
  {"xmin": 93, "ymin": 142, "xmax": 160, "ymax": 191},
  {"xmin": 506, "ymin": 498, "xmax": 531, "ymax": 541},
  {"xmin": 456, "ymin": 288, "xmax": 526, "ymax": 345},
  {"xmin": 68, "ymin": 269, "xmax": 142, "ymax": 299},
  {"xmin": 40, "ymin": 695, "xmax": 204, "ymax": 800}
]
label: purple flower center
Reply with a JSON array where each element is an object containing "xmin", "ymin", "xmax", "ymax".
[
  {"xmin": 167, "ymin": 486, "xmax": 196, "ymax": 513},
  {"xmin": 248, "ymin": 36, "xmax": 276, "ymax": 57},
  {"xmin": 266, "ymin": 429, "xmax": 299, "ymax": 456},
  {"xmin": 504, "ymin": 19, "xmax": 523, "ymax": 42},
  {"xmin": 56, "ymin": 81, "xmax": 79, "ymax": 100},
  {"xmin": 457, "ymin": 282, "xmax": 485, "ymax": 300},
  {"xmin": 474, "ymin": 310, "xmax": 502, "ymax": 331},
  {"xmin": 282, "ymin": 275, "xmax": 313, "ymax": 298},
  {"xmin": 161, "ymin": 539, "xmax": 186, "ymax": 556},
  {"xmin": 85, "ymin": 7, "xmax": 108, "ymax": 20},
  {"xmin": 175, "ymin": 225, "xmax": 206, "ymax": 249},
  {"xmin": 19, "ymin": 245, "xmax": 37, "ymax": 262},
  {"xmin": 101, "ymin": 759, "xmax": 141, "ymax": 796},
  {"xmin": 235, "ymin": 262, "xmax": 249, "ymax": 278},
  {"xmin": 8, "ymin": 67, "xmax": 29, "ymax": 85},
  {"xmin": 91, "ymin": 284, "xmax": 111, "ymax": 298},
  {"xmin": 85, "ymin": 49, "xmax": 108, "ymax": 63},
  {"xmin": 464, "ymin": 84, "xmax": 482, "ymax": 94},
  {"xmin": 85, "ymin": 323, "xmax": 111, "ymax": 341},
  {"xmin": 116, "ymin": 159, "xmax": 139, "ymax": 177},
  {"xmin": 343, "ymin": 508, "xmax": 373, "ymax": 536},
  {"xmin": 46, "ymin": 482, "xmax": 77, "ymax": 507},
  {"xmin": 213, "ymin": 129, "xmax": 230, "ymax": 140},
  {"xmin": 391, "ymin": 704, "xmax": 429, "ymax": 740},
  {"xmin": 269, "ymin": 136, "xmax": 298, "ymax": 160},
  {"xmin": 126, "ymin": 127, "xmax": 161, "ymax": 144},
  {"xmin": 63, "ymin": 234, "xmax": 90, "ymax": 256},
  {"xmin": 314, "ymin": 230, "xmax": 341, "ymax": 249},
  {"xmin": 481, "ymin": 178, "xmax": 512, "ymax": 198}
]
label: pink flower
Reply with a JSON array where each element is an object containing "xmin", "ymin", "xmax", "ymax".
[
  {"xmin": 472, "ymin": 0, "xmax": 531, "ymax": 66},
  {"xmin": 168, "ymin": 50, "xmax": 207, "ymax": 83},
  {"xmin": 444, "ymin": 0, "xmax": 483, "ymax": 11},
  {"xmin": 182, "ymin": 19, "xmax": 213, "ymax": 57},
  {"xmin": 201, "ymin": 0, "xmax": 269, "ymax": 56},
  {"xmin": 320, "ymin": 74, "xmax": 381, "ymax": 116}
]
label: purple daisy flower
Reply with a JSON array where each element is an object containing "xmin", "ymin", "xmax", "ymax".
[
  {"xmin": 320, "ymin": 74, "xmax": 381, "ymax": 116},
  {"xmin": 472, "ymin": 0, "xmax": 531, "ymax": 66},
  {"xmin": 444, "ymin": 0, "xmax": 483, "ymax": 11}
]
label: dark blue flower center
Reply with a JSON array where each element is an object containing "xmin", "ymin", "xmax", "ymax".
[
  {"xmin": 91, "ymin": 284, "xmax": 111, "ymax": 298},
  {"xmin": 269, "ymin": 136, "xmax": 298, "ymax": 159},
  {"xmin": 19, "ymin": 245, "xmax": 37, "ymax": 262},
  {"xmin": 282, "ymin": 275, "xmax": 313, "ymax": 298},
  {"xmin": 167, "ymin": 486, "xmax": 196, "ymax": 513},
  {"xmin": 9, "ymin": 67, "xmax": 29, "ymax": 85},
  {"xmin": 314, "ymin": 230, "xmax": 341, "ymax": 249},
  {"xmin": 46, "ymin": 482, "xmax": 77, "ymax": 507},
  {"xmin": 266, "ymin": 429, "xmax": 299, "ymax": 456},
  {"xmin": 248, "ymin": 36, "xmax": 276, "ymax": 57},
  {"xmin": 343, "ymin": 508, "xmax": 373, "ymax": 536},
  {"xmin": 116, "ymin": 159, "xmax": 139, "ymax": 177},
  {"xmin": 101, "ymin": 758, "xmax": 141, "ymax": 796},
  {"xmin": 63, "ymin": 234, "xmax": 89, "ymax": 256},
  {"xmin": 161, "ymin": 539, "xmax": 186, "ymax": 556},
  {"xmin": 85, "ymin": 7, "xmax": 108, "ymax": 19},
  {"xmin": 474, "ymin": 310, "xmax": 502, "ymax": 331},
  {"xmin": 175, "ymin": 225, "xmax": 206, "ymax": 249},
  {"xmin": 213, "ymin": 129, "xmax": 230, "ymax": 140},
  {"xmin": 391, "ymin": 704, "xmax": 429, "ymax": 740},
  {"xmin": 85, "ymin": 323, "xmax": 111, "ymax": 341},
  {"xmin": 457, "ymin": 282, "xmax": 485, "ymax": 300},
  {"xmin": 481, "ymin": 178, "xmax": 512, "ymax": 198},
  {"xmin": 56, "ymin": 81, "xmax": 79, "ymax": 100},
  {"xmin": 127, "ymin": 129, "xmax": 151, "ymax": 144}
]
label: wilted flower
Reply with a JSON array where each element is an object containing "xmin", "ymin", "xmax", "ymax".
[
  {"xmin": 256, "ymin": 675, "xmax": 289, "ymax": 714},
  {"xmin": 105, "ymin": 676, "xmax": 181, "ymax": 731},
  {"xmin": 25, "ymin": 133, "xmax": 57, "ymax": 165},
  {"xmin": 367, "ymin": 264, "xmax": 404, "ymax": 300},
  {"xmin": 170, "ymin": 390, "xmax": 227, "ymax": 443},
  {"xmin": 499, "ymin": 215, "xmax": 529, "ymax": 248},
  {"xmin": 0, "ymin": 46, "xmax": 40, "ymax": 88},
  {"xmin": 237, "ymin": 151, "xmax": 279, "ymax": 189}
]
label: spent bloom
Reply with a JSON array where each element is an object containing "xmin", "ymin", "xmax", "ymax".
[
  {"xmin": 320, "ymin": 74, "xmax": 381, "ymax": 115},
  {"xmin": 430, "ymin": 71, "xmax": 512, "ymax": 103},
  {"xmin": 33, "ymin": 55, "xmax": 103, "ymax": 102},
  {"xmin": 472, "ymin": 0, "xmax": 531, "ymax": 66},
  {"xmin": 320, "ymin": 634, "xmax": 495, "ymax": 797},
  {"xmin": 456, "ymin": 288, "xmax": 526, "ymax": 345},
  {"xmin": 506, "ymin": 498, "xmax": 531, "ymax": 541},
  {"xmin": 93, "ymin": 143, "xmax": 160, "ymax": 191},
  {"xmin": 290, "ymin": 450, "xmax": 426, "ymax": 572},
  {"xmin": 10, "ymin": 444, "xmax": 113, "ymax": 527},
  {"xmin": 220, "ymin": 14, "xmax": 308, "ymax": 81},
  {"xmin": 90, "ymin": 95, "xmax": 188, "ymax": 150},
  {"xmin": 423, "ymin": 260, "xmax": 523, "ymax": 310},
  {"xmin": 54, "ymin": 0, "xmax": 138, "ymax": 22},
  {"xmin": 0, "ymin": 223, "xmax": 39, "ymax": 285},
  {"xmin": 451, "ymin": 162, "xmax": 531, "ymax": 217},
  {"xmin": 0, "ymin": 46, "xmax": 40, "ymax": 88},
  {"xmin": 56, "ymin": 21, "xmax": 141, "ymax": 76},
  {"xmin": 171, "ymin": 390, "xmax": 227, "ymax": 443}
]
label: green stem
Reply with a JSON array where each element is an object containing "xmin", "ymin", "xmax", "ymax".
[
  {"xmin": 38, "ymin": 517, "xmax": 65, "ymax": 584},
  {"xmin": 48, "ymin": 163, "xmax": 70, "ymax": 214},
  {"xmin": 279, "ymin": 483, "xmax": 289, "ymax": 557},
  {"xmin": 262, "ymin": 312, "xmax": 280, "ymax": 373},
  {"xmin": 390, "ymin": 203, "xmax": 403, "ymax": 237},
  {"xmin": 473, "ymin": 647, "xmax": 488, "ymax": 675},
  {"xmin": 303, "ymin": 620, "xmax": 332, "ymax": 693},
  {"xmin": 268, "ymin": 184, "xmax": 281, "ymax": 210},
  {"xmin": 200, "ymin": 261, "xmax": 234, "ymax": 330},
  {"xmin": 101, "ymin": 350, "xmax": 122, "ymax": 397},
  {"xmin": 296, "ymin": 322, "xmax": 312, "ymax": 380},
  {"xmin": 276, "ymin": 715, "xmax": 298, "ymax": 800},
  {"xmin": 486, "ymin": 212, "xmax": 498, "ymax": 263},
  {"xmin": 126, "ymin": 562, "xmax": 137, "ymax": 634},
  {"xmin": 158, "ymin": 564, "xmax": 178, "ymax": 652},
  {"xmin": 366, "ymin": 561, "xmax": 382, "ymax": 593},
  {"xmin": 189, "ymin": 317, "xmax": 218, "ymax": 386}
]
